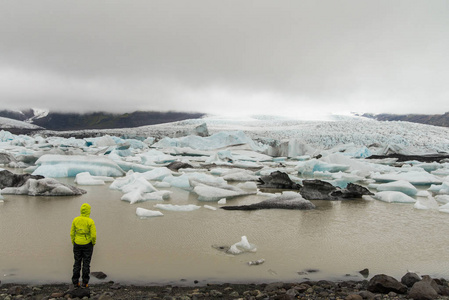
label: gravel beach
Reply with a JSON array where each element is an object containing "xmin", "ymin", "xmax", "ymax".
[{"xmin": 2, "ymin": 272, "xmax": 449, "ymax": 300}]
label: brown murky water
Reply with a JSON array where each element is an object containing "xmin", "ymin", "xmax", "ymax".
[{"xmin": 1, "ymin": 177, "xmax": 449, "ymax": 285}]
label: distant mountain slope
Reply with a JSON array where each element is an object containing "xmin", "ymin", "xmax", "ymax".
[
  {"xmin": 362, "ymin": 112, "xmax": 449, "ymax": 127},
  {"xmin": 0, "ymin": 117, "xmax": 43, "ymax": 130},
  {"xmin": 0, "ymin": 110, "xmax": 206, "ymax": 131}
]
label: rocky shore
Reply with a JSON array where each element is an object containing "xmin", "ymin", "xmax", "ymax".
[{"xmin": 2, "ymin": 272, "xmax": 449, "ymax": 300}]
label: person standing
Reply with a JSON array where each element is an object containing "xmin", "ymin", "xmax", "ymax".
[{"xmin": 70, "ymin": 203, "xmax": 96, "ymax": 288}]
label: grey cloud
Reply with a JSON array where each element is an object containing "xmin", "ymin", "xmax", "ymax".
[{"xmin": 0, "ymin": 0, "xmax": 448, "ymax": 115}]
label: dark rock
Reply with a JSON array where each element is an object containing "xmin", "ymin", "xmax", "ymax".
[
  {"xmin": 317, "ymin": 280, "xmax": 337, "ymax": 289},
  {"xmin": 264, "ymin": 282, "xmax": 284, "ymax": 292},
  {"xmin": 409, "ymin": 276, "xmax": 439, "ymax": 300},
  {"xmin": 110, "ymin": 282, "xmax": 122, "ymax": 290},
  {"xmin": 7, "ymin": 285, "xmax": 22, "ymax": 295},
  {"xmin": 167, "ymin": 161, "xmax": 193, "ymax": 171},
  {"xmin": 0, "ymin": 170, "xmax": 44, "ymax": 189},
  {"xmin": 345, "ymin": 294, "xmax": 363, "ymax": 300},
  {"xmin": 300, "ymin": 180, "xmax": 373, "ymax": 200},
  {"xmin": 221, "ymin": 193, "xmax": 315, "ymax": 210},
  {"xmin": 401, "ymin": 272, "xmax": 421, "ymax": 287},
  {"xmin": 67, "ymin": 287, "xmax": 90, "ymax": 298},
  {"xmin": 367, "ymin": 274, "xmax": 407, "ymax": 294},
  {"xmin": 91, "ymin": 271, "xmax": 107, "ymax": 280},
  {"xmin": 359, "ymin": 268, "xmax": 369, "ymax": 278},
  {"xmin": 358, "ymin": 290, "xmax": 375, "ymax": 299},
  {"xmin": 258, "ymin": 171, "xmax": 301, "ymax": 190}
]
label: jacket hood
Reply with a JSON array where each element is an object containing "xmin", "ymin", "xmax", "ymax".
[{"xmin": 80, "ymin": 203, "xmax": 91, "ymax": 217}]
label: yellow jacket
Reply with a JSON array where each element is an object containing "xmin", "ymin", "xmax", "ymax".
[{"xmin": 70, "ymin": 203, "xmax": 96, "ymax": 245}]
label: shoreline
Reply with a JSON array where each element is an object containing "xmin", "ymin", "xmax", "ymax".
[{"xmin": 2, "ymin": 272, "xmax": 449, "ymax": 299}]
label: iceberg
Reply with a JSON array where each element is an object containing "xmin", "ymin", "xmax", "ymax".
[
  {"xmin": 438, "ymin": 203, "xmax": 449, "ymax": 214},
  {"xmin": 373, "ymin": 191, "xmax": 416, "ymax": 203},
  {"xmin": 227, "ymin": 236, "xmax": 257, "ymax": 255},
  {"xmin": 193, "ymin": 184, "xmax": 256, "ymax": 201},
  {"xmin": 371, "ymin": 171, "xmax": 442, "ymax": 185},
  {"xmin": 153, "ymin": 131, "xmax": 266, "ymax": 152},
  {"xmin": 428, "ymin": 182, "xmax": 449, "ymax": 195},
  {"xmin": 435, "ymin": 195, "xmax": 449, "ymax": 204},
  {"xmin": 141, "ymin": 167, "xmax": 173, "ymax": 181},
  {"xmin": 32, "ymin": 154, "xmax": 125, "ymax": 177},
  {"xmin": 414, "ymin": 196, "xmax": 439, "ymax": 210},
  {"xmin": 295, "ymin": 159, "xmax": 350, "ymax": 175},
  {"xmin": 154, "ymin": 204, "xmax": 201, "ymax": 211},
  {"xmin": 2, "ymin": 178, "xmax": 86, "ymax": 196},
  {"xmin": 74, "ymin": 172, "xmax": 114, "ymax": 185},
  {"xmin": 376, "ymin": 180, "xmax": 418, "ymax": 196},
  {"xmin": 136, "ymin": 207, "xmax": 164, "ymax": 218},
  {"xmin": 122, "ymin": 190, "xmax": 171, "ymax": 204}
]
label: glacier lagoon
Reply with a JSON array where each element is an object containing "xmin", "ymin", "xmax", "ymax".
[
  {"xmin": 2, "ymin": 115, "xmax": 449, "ymax": 285},
  {"xmin": 1, "ymin": 176, "xmax": 449, "ymax": 285}
]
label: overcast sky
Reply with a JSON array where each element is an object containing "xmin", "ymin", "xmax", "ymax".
[{"xmin": 0, "ymin": 1, "xmax": 448, "ymax": 117}]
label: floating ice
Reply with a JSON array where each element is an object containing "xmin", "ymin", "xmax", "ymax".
[
  {"xmin": 122, "ymin": 190, "xmax": 171, "ymax": 204},
  {"xmin": 120, "ymin": 177, "xmax": 157, "ymax": 194},
  {"xmin": 371, "ymin": 171, "xmax": 442, "ymax": 185},
  {"xmin": 2, "ymin": 178, "xmax": 86, "ymax": 196},
  {"xmin": 136, "ymin": 207, "xmax": 163, "ymax": 218},
  {"xmin": 376, "ymin": 180, "xmax": 418, "ymax": 196},
  {"xmin": 153, "ymin": 131, "xmax": 265, "ymax": 152},
  {"xmin": 236, "ymin": 182, "xmax": 258, "ymax": 191},
  {"xmin": 139, "ymin": 149, "xmax": 176, "ymax": 165},
  {"xmin": 74, "ymin": 172, "xmax": 114, "ymax": 186},
  {"xmin": 203, "ymin": 205, "xmax": 217, "ymax": 210},
  {"xmin": 438, "ymin": 203, "xmax": 449, "ymax": 214},
  {"xmin": 32, "ymin": 154, "xmax": 125, "ymax": 178},
  {"xmin": 428, "ymin": 182, "xmax": 449, "ymax": 195},
  {"xmin": 141, "ymin": 167, "xmax": 173, "ymax": 181},
  {"xmin": 154, "ymin": 204, "xmax": 201, "ymax": 211},
  {"xmin": 223, "ymin": 170, "xmax": 259, "ymax": 182},
  {"xmin": 414, "ymin": 196, "xmax": 439, "ymax": 210},
  {"xmin": 228, "ymin": 236, "xmax": 257, "ymax": 255},
  {"xmin": 295, "ymin": 159, "xmax": 350, "ymax": 175},
  {"xmin": 218, "ymin": 198, "xmax": 226, "ymax": 204},
  {"xmin": 435, "ymin": 195, "xmax": 449, "ymax": 204},
  {"xmin": 193, "ymin": 184, "xmax": 255, "ymax": 201},
  {"xmin": 373, "ymin": 191, "xmax": 416, "ymax": 203}
]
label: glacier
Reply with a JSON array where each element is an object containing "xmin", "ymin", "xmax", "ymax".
[{"xmin": 2, "ymin": 114, "xmax": 449, "ymax": 218}]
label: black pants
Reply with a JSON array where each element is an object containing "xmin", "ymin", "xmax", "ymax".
[{"xmin": 72, "ymin": 242, "xmax": 94, "ymax": 285}]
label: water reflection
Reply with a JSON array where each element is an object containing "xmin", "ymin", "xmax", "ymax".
[{"xmin": 1, "ymin": 177, "xmax": 449, "ymax": 285}]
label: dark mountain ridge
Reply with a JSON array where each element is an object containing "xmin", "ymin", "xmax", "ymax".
[
  {"xmin": 0, "ymin": 109, "xmax": 206, "ymax": 131},
  {"xmin": 362, "ymin": 112, "xmax": 449, "ymax": 128}
]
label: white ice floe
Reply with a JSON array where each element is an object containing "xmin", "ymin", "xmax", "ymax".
[
  {"xmin": 435, "ymin": 195, "xmax": 449, "ymax": 204},
  {"xmin": 414, "ymin": 196, "xmax": 439, "ymax": 210},
  {"xmin": 228, "ymin": 236, "xmax": 257, "ymax": 255},
  {"xmin": 141, "ymin": 167, "xmax": 173, "ymax": 181},
  {"xmin": 136, "ymin": 207, "xmax": 164, "ymax": 218},
  {"xmin": 203, "ymin": 205, "xmax": 217, "ymax": 210},
  {"xmin": 154, "ymin": 204, "xmax": 201, "ymax": 211},
  {"xmin": 236, "ymin": 182, "xmax": 258, "ymax": 191},
  {"xmin": 193, "ymin": 184, "xmax": 256, "ymax": 201},
  {"xmin": 122, "ymin": 190, "xmax": 171, "ymax": 204},
  {"xmin": 32, "ymin": 154, "xmax": 125, "ymax": 177},
  {"xmin": 295, "ymin": 159, "xmax": 350, "ymax": 175},
  {"xmin": 74, "ymin": 172, "xmax": 114, "ymax": 186},
  {"xmin": 375, "ymin": 180, "xmax": 418, "ymax": 196},
  {"xmin": 428, "ymin": 182, "xmax": 449, "ymax": 195},
  {"xmin": 371, "ymin": 171, "xmax": 442, "ymax": 185},
  {"xmin": 438, "ymin": 203, "xmax": 449, "ymax": 213},
  {"xmin": 373, "ymin": 191, "xmax": 416, "ymax": 203}
]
